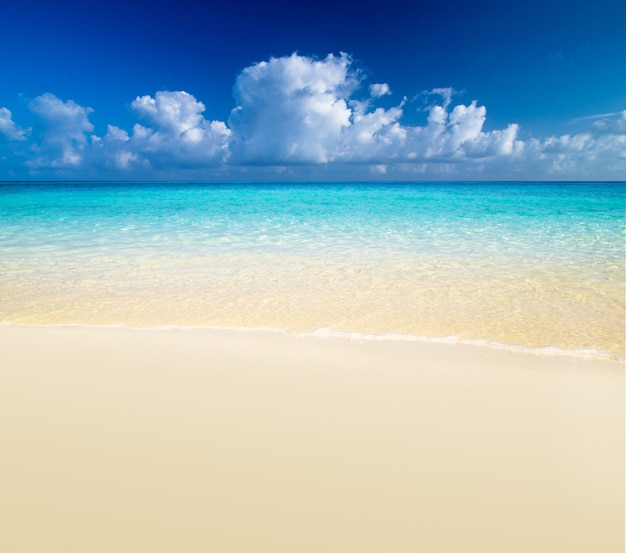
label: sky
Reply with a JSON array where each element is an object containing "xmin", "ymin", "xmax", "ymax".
[{"xmin": 0, "ymin": 0, "xmax": 625, "ymax": 181}]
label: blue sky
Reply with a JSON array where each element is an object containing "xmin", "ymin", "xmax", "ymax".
[{"xmin": 1, "ymin": 0, "xmax": 625, "ymax": 180}]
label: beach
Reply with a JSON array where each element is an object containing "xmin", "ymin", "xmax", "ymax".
[
  {"xmin": 1, "ymin": 324, "xmax": 623, "ymax": 553},
  {"xmin": 1, "ymin": 181, "xmax": 624, "ymax": 551}
]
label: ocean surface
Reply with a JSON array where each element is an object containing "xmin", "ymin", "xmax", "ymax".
[{"xmin": 0, "ymin": 181, "xmax": 624, "ymax": 358}]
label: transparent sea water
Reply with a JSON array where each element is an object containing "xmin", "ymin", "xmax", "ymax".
[{"xmin": 1, "ymin": 181, "xmax": 624, "ymax": 357}]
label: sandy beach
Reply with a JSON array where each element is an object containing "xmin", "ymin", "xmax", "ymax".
[{"xmin": 0, "ymin": 324, "xmax": 623, "ymax": 552}]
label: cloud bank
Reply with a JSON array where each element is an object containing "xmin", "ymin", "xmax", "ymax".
[{"xmin": 1, "ymin": 53, "xmax": 624, "ymax": 180}]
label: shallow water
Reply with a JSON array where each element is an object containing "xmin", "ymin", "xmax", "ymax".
[{"xmin": 1, "ymin": 181, "xmax": 624, "ymax": 357}]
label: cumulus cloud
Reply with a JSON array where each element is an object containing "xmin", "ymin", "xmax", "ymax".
[
  {"xmin": 103, "ymin": 91, "xmax": 231, "ymax": 170},
  {"xmin": 229, "ymin": 53, "xmax": 357, "ymax": 164},
  {"xmin": 339, "ymin": 93, "xmax": 522, "ymax": 164},
  {"xmin": 227, "ymin": 55, "xmax": 523, "ymax": 167},
  {"xmin": 27, "ymin": 93, "xmax": 94, "ymax": 167},
  {"xmin": 514, "ymin": 111, "xmax": 626, "ymax": 176},
  {"xmin": 132, "ymin": 91, "xmax": 207, "ymax": 134},
  {"xmin": 0, "ymin": 107, "xmax": 28, "ymax": 141},
  {"xmin": 403, "ymin": 100, "xmax": 521, "ymax": 160},
  {"xmin": 0, "ymin": 53, "xmax": 624, "ymax": 179},
  {"xmin": 337, "ymin": 104, "xmax": 406, "ymax": 161},
  {"xmin": 542, "ymin": 133, "xmax": 594, "ymax": 153}
]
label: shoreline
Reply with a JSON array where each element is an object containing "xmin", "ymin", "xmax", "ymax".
[
  {"xmin": 2, "ymin": 321, "xmax": 623, "ymax": 362},
  {"xmin": 1, "ymin": 324, "xmax": 623, "ymax": 552}
]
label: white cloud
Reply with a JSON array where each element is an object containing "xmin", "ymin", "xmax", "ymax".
[
  {"xmin": 448, "ymin": 102, "xmax": 486, "ymax": 148},
  {"xmin": 104, "ymin": 124, "xmax": 129, "ymax": 142},
  {"xmin": 571, "ymin": 111, "xmax": 622, "ymax": 123},
  {"xmin": 464, "ymin": 124, "xmax": 520, "ymax": 157},
  {"xmin": 228, "ymin": 53, "xmax": 357, "ymax": 164},
  {"xmin": 509, "ymin": 111, "xmax": 626, "ymax": 177},
  {"xmin": 338, "ymin": 92, "xmax": 522, "ymax": 164},
  {"xmin": 370, "ymin": 83, "xmax": 391, "ymax": 98},
  {"xmin": 104, "ymin": 90, "xmax": 231, "ymax": 169},
  {"xmin": 28, "ymin": 93, "xmax": 94, "ymax": 133},
  {"xmin": 0, "ymin": 54, "xmax": 624, "ymax": 180},
  {"xmin": 26, "ymin": 93, "xmax": 94, "ymax": 167},
  {"xmin": 542, "ymin": 133, "xmax": 594, "ymax": 153},
  {"xmin": 132, "ymin": 91, "xmax": 206, "ymax": 135},
  {"xmin": 424, "ymin": 87, "xmax": 457, "ymax": 110},
  {"xmin": 593, "ymin": 110, "xmax": 626, "ymax": 135},
  {"xmin": 337, "ymin": 105, "xmax": 406, "ymax": 161},
  {"xmin": 227, "ymin": 56, "xmax": 523, "ymax": 167},
  {"xmin": 0, "ymin": 107, "xmax": 28, "ymax": 141}
]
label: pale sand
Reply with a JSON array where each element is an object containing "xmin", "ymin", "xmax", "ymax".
[{"xmin": 0, "ymin": 325, "xmax": 623, "ymax": 553}]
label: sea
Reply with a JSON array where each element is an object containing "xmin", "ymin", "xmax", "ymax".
[{"xmin": 0, "ymin": 181, "xmax": 624, "ymax": 359}]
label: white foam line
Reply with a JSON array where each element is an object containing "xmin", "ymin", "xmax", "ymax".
[
  {"xmin": 1, "ymin": 321, "xmax": 622, "ymax": 362},
  {"xmin": 301, "ymin": 327, "xmax": 623, "ymax": 361}
]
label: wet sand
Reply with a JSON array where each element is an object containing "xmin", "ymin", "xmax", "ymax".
[{"xmin": 0, "ymin": 325, "xmax": 623, "ymax": 552}]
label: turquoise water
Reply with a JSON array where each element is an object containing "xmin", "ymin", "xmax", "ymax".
[{"xmin": 0, "ymin": 182, "xmax": 624, "ymax": 357}]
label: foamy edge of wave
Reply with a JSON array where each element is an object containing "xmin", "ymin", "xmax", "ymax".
[
  {"xmin": 1, "ymin": 321, "xmax": 622, "ymax": 362},
  {"xmin": 305, "ymin": 327, "xmax": 624, "ymax": 361}
]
